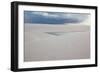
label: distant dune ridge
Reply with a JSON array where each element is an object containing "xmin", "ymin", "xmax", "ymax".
[
  {"xmin": 24, "ymin": 24, "xmax": 90, "ymax": 62},
  {"xmin": 25, "ymin": 23, "xmax": 90, "ymax": 32}
]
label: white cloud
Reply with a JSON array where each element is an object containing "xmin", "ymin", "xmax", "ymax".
[
  {"xmin": 31, "ymin": 12, "xmax": 89, "ymax": 22},
  {"xmin": 32, "ymin": 12, "xmax": 43, "ymax": 15},
  {"xmin": 32, "ymin": 12, "xmax": 60, "ymax": 18},
  {"xmin": 42, "ymin": 12, "xmax": 49, "ymax": 16},
  {"xmin": 45, "ymin": 14, "xmax": 60, "ymax": 18}
]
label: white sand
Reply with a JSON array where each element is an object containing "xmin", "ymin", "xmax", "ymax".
[{"xmin": 24, "ymin": 24, "xmax": 90, "ymax": 62}]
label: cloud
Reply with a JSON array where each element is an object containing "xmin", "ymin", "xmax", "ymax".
[
  {"xmin": 32, "ymin": 12, "xmax": 44, "ymax": 15},
  {"xmin": 24, "ymin": 11, "xmax": 90, "ymax": 24},
  {"xmin": 32, "ymin": 12, "xmax": 60, "ymax": 18},
  {"xmin": 32, "ymin": 12, "xmax": 88, "ymax": 20}
]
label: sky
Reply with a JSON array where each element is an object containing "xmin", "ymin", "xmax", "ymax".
[{"xmin": 24, "ymin": 11, "xmax": 90, "ymax": 25}]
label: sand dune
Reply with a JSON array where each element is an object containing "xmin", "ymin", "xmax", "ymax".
[
  {"xmin": 25, "ymin": 23, "xmax": 90, "ymax": 32},
  {"xmin": 24, "ymin": 24, "xmax": 90, "ymax": 62}
]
